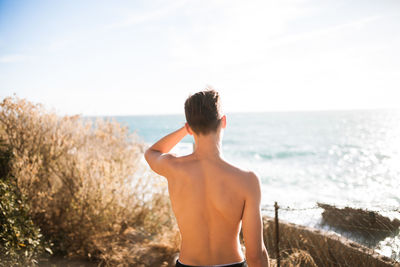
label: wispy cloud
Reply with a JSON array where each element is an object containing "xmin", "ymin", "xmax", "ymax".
[
  {"xmin": 167, "ymin": 0, "xmax": 312, "ymax": 67},
  {"xmin": 105, "ymin": 0, "xmax": 186, "ymax": 30},
  {"xmin": 267, "ymin": 15, "xmax": 383, "ymax": 48},
  {"xmin": 47, "ymin": 38, "xmax": 77, "ymax": 52},
  {"xmin": 0, "ymin": 54, "xmax": 27, "ymax": 63}
]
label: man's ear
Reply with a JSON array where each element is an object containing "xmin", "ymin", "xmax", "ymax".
[
  {"xmin": 221, "ymin": 115, "xmax": 227, "ymax": 129},
  {"xmin": 185, "ymin": 122, "xmax": 193, "ymax": 135}
]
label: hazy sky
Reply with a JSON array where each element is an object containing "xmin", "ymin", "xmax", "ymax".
[{"xmin": 0, "ymin": 0, "xmax": 399, "ymax": 115}]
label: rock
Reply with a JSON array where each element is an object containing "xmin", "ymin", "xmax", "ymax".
[{"xmin": 317, "ymin": 203, "xmax": 400, "ymax": 240}]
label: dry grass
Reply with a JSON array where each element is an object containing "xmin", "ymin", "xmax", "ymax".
[
  {"xmin": 0, "ymin": 95, "xmax": 179, "ymax": 266},
  {"xmin": 263, "ymin": 216, "xmax": 399, "ymax": 267},
  {"xmin": 280, "ymin": 249, "xmax": 318, "ymax": 267}
]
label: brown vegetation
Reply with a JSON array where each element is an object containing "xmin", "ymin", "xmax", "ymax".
[
  {"xmin": 0, "ymin": 96, "xmax": 179, "ymax": 266},
  {"xmin": 279, "ymin": 249, "xmax": 318, "ymax": 267},
  {"xmin": 263, "ymin": 216, "xmax": 399, "ymax": 267}
]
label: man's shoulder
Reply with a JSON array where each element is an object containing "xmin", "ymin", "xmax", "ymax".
[
  {"xmin": 160, "ymin": 153, "xmax": 197, "ymax": 174},
  {"xmin": 221, "ymin": 160, "xmax": 260, "ymax": 183},
  {"xmin": 229, "ymin": 167, "xmax": 261, "ymax": 201},
  {"xmin": 167, "ymin": 153, "xmax": 196, "ymax": 165}
]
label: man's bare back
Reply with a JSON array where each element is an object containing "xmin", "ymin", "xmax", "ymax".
[
  {"xmin": 168, "ymin": 154, "xmax": 252, "ymax": 265},
  {"xmin": 144, "ymin": 89, "xmax": 269, "ymax": 267}
]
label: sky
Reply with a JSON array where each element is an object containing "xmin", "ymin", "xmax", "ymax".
[{"xmin": 0, "ymin": 0, "xmax": 399, "ymax": 116}]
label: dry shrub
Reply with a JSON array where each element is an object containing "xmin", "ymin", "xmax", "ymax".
[
  {"xmin": 93, "ymin": 226, "xmax": 180, "ymax": 266},
  {"xmin": 280, "ymin": 249, "xmax": 317, "ymax": 267},
  {"xmin": 0, "ymin": 95, "xmax": 179, "ymax": 265},
  {"xmin": 263, "ymin": 217, "xmax": 399, "ymax": 267}
]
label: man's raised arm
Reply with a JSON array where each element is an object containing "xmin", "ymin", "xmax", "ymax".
[{"xmin": 144, "ymin": 126, "xmax": 188, "ymax": 177}]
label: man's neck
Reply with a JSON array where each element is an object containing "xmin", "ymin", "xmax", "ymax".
[{"xmin": 192, "ymin": 131, "xmax": 222, "ymax": 159}]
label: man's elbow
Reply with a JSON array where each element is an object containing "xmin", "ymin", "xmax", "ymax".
[
  {"xmin": 144, "ymin": 149, "xmax": 162, "ymax": 175},
  {"xmin": 144, "ymin": 148, "xmax": 153, "ymax": 166}
]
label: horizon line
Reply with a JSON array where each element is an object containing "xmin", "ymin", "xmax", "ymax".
[{"xmin": 79, "ymin": 107, "xmax": 400, "ymax": 118}]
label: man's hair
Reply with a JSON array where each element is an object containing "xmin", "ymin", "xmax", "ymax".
[{"xmin": 184, "ymin": 88, "xmax": 222, "ymax": 135}]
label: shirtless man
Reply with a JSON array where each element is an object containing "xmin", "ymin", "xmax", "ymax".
[{"xmin": 145, "ymin": 89, "xmax": 270, "ymax": 267}]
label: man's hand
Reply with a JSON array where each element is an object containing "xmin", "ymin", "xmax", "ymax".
[{"xmin": 144, "ymin": 126, "xmax": 188, "ymax": 177}]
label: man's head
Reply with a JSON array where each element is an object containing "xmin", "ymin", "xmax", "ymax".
[{"xmin": 184, "ymin": 88, "xmax": 225, "ymax": 136}]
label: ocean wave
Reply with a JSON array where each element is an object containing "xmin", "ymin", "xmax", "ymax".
[{"xmin": 246, "ymin": 150, "xmax": 316, "ymax": 160}]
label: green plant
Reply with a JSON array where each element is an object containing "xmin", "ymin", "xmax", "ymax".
[
  {"xmin": 0, "ymin": 139, "xmax": 52, "ymax": 266},
  {"xmin": 0, "ymin": 148, "xmax": 51, "ymax": 266}
]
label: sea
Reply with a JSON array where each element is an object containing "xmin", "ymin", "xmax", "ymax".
[{"xmin": 93, "ymin": 109, "xmax": 400, "ymax": 259}]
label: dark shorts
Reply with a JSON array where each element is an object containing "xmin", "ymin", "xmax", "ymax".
[{"xmin": 175, "ymin": 259, "xmax": 247, "ymax": 267}]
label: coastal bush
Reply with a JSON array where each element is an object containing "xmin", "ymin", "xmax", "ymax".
[
  {"xmin": 0, "ymin": 177, "xmax": 46, "ymax": 266},
  {"xmin": 0, "ymin": 96, "xmax": 178, "ymax": 265},
  {"xmin": 0, "ymin": 142, "xmax": 51, "ymax": 266}
]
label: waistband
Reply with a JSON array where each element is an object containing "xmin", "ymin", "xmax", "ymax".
[{"xmin": 176, "ymin": 259, "xmax": 247, "ymax": 267}]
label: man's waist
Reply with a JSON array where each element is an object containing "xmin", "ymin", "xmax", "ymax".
[{"xmin": 176, "ymin": 259, "xmax": 247, "ymax": 267}]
